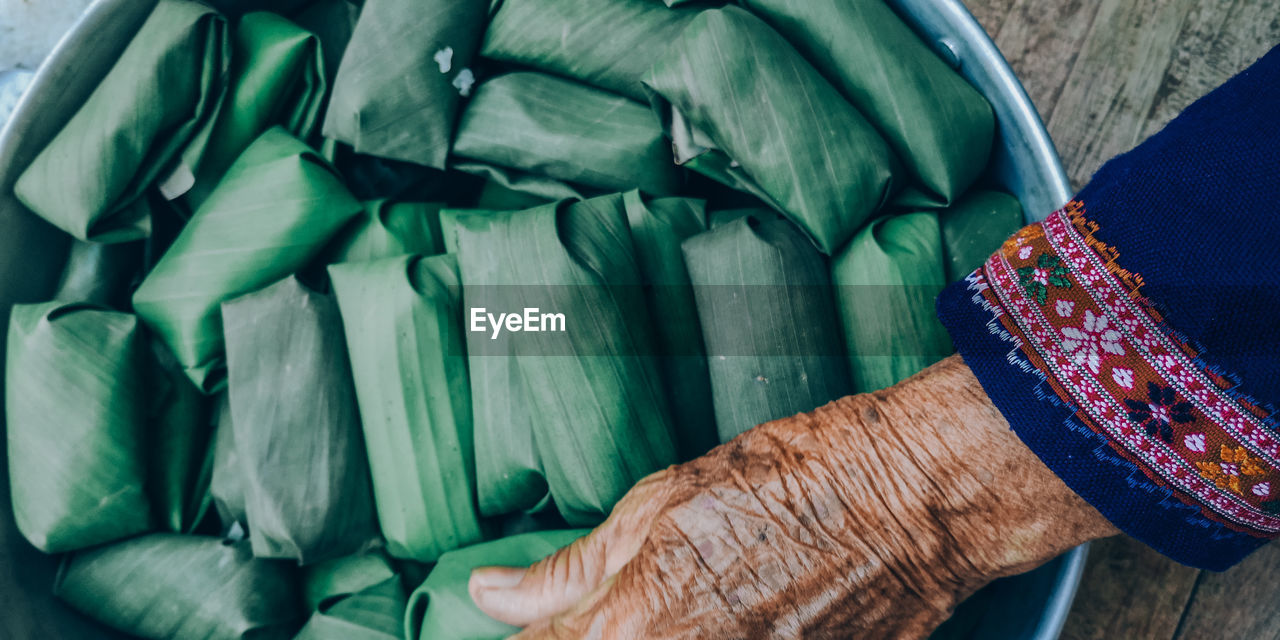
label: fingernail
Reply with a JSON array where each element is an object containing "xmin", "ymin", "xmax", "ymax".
[{"xmin": 470, "ymin": 567, "xmax": 526, "ymax": 591}]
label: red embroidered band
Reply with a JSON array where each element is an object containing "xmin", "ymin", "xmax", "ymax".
[{"xmin": 976, "ymin": 201, "xmax": 1280, "ymax": 536}]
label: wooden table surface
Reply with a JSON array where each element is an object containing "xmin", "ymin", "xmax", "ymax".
[{"xmin": 960, "ymin": 1, "xmax": 1280, "ymax": 638}]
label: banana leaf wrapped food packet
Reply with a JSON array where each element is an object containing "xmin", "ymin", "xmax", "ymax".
[
  {"xmin": 209, "ymin": 393, "xmax": 247, "ymax": 531},
  {"xmin": 303, "ymin": 550, "xmax": 398, "ymax": 611},
  {"xmin": 221, "ymin": 276, "xmax": 380, "ymax": 564},
  {"xmin": 185, "ymin": 11, "xmax": 327, "ymax": 209},
  {"xmin": 329, "ymin": 255, "xmax": 485, "ymax": 562},
  {"xmin": 54, "ymin": 534, "xmax": 302, "ymax": 640},
  {"xmin": 833, "ymin": 212, "xmax": 953, "ymax": 394},
  {"xmin": 133, "ymin": 127, "xmax": 362, "ymax": 393},
  {"xmin": 683, "ymin": 214, "xmax": 853, "ymax": 442},
  {"xmin": 13, "ymin": 0, "xmax": 229, "ymax": 243},
  {"xmin": 645, "ymin": 6, "xmax": 898, "ymax": 255},
  {"xmin": 295, "ymin": 575, "xmax": 406, "ymax": 640},
  {"xmin": 621, "ymin": 190, "xmax": 718, "ymax": 459},
  {"xmin": 51, "ymin": 240, "xmax": 146, "ymax": 310},
  {"xmin": 937, "ymin": 190, "xmax": 1025, "ymax": 281},
  {"xmin": 455, "ymin": 195, "xmax": 678, "ymax": 525},
  {"xmin": 742, "ymin": 0, "xmax": 995, "ymax": 207},
  {"xmin": 324, "ymin": 0, "xmax": 487, "ymax": 168},
  {"xmin": 405, "ymin": 530, "xmax": 590, "ymax": 640},
  {"xmin": 452, "ymin": 73, "xmax": 681, "ymax": 197},
  {"xmin": 148, "ymin": 341, "xmax": 216, "ymax": 533},
  {"xmin": 323, "ymin": 199, "xmax": 445, "ymax": 264},
  {"xmin": 481, "ymin": 0, "xmax": 696, "ymax": 101},
  {"xmin": 457, "ymin": 164, "xmax": 591, "ymax": 211},
  {"xmin": 5, "ymin": 302, "xmax": 151, "ymax": 553}
]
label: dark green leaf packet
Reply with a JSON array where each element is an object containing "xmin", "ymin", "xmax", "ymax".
[
  {"xmin": 51, "ymin": 239, "xmax": 146, "ymax": 310},
  {"xmin": 452, "ymin": 72, "xmax": 681, "ymax": 197},
  {"xmin": 209, "ymin": 392, "xmax": 247, "ymax": 532},
  {"xmin": 147, "ymin": 340, "xmax": 215, "ymax": 533},
  {"xmin": 682, "ymin": 214, "xmax": 853, "ymax": 441},
  {"xmin": 13, "ymin": 0, "xmax": 229, "ymax": 243},
  {"xmin": 295, "ymin": 575, "xmax": 406, "ymax": 639},
  {"xmin": 742, "ymin": 0, "xmax": 995, "ymax": 207},
  {"xmin": 645, "ymin": 6, "xmax": 899, "ymax": 254},
  {"xmin": 302, "ymin": 550, "xmax": 398, "ymax": 611},
  {"xmin": 54, "ymin": 534, "xmax": 302, "ymax": 640},
  {"xmin": 221, "ymin": 276, "xmax": 380, "ymax": 564},
  {"xmin": 329, "ymin": 255, "xmax": 486, "ymax": 562},
  {"xmin": 132, "ymin": 127, "xmax": 362, "ymax": 393},
  {"xmin": 832, "ymin": 211, "xmax": 953, "ymax": 393},
  {"xmin": 937, "ymin": 190, "xmax": 1025, "ymax": 281},
  {"xmin": 323, "ymin": 199, "xmax": 446, "ymax": 264},
  {"xmin": 5, "ymin": 302, "xmax": 151, "ymax": 553}
]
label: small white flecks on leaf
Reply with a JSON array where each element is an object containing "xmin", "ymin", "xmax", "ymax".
[
  {"xmin": 433, "ymin": 46, "xmax": 453, "ymax": 74},
  {"xmin": 452, "ymin": 68, "xmax": 475, "ymax": 97}
]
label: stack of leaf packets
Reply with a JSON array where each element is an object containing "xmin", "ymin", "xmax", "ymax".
[
  {"xmin": 482, "ymin": 0, "xmax": 697, "ymax": 100},
  {"xmin": 13, "ymin": 0, "xmax": 229, "ymax": 242},
  {"xmin": 330, "ymin": 255, "xmax": 485, "ymax": 562},
  {"xmin": 645, "ymin": 6, "xmax": 898, "ymax": 254},
  {"xmin": 621, "ymin": 191, "xmax": 718, "ymax": 459},
  {"xmin": 324, "ymin": 0, "xmax": 488, "ymax": 168},
  {"xmin": 833, "ymin": 212, "xmax": 953, "ymax": 393},
  {"xmin": 185, "ymin": 11, "xmax": 326, "ymax": 209},
  {"xmin": 683, "ymin": 214, "xmax": 853, "ymax": 442},
  {"xmin": 55, "ymin": 534, "xmax": 302, "ymax": 640},
  {"xmin": 455, "ymin": 196, "xmax": 678, "ymax": 525},
  {"xmin": 324, "ymin": 199, "xmax": 446, "ymax": 263},
  {"xmin": 147, "ymin": 341, "xmax": 215, "ymax": 534},
  {"xmin": 452, "ymin": 72, "xmax": 681, "ymax": 197},
  {"xmin": 405, "ymin": 530, "xmax": 589, "ymax": 640},
  {"xmin": 221, "ymin": 276, "xmax": 379, "ymax": 564},
  {"xmin": 938, "ymin": 190, "xmax": 1025, "ymax": 281},
  {"xmin": 133, "ymin": 127, "xmax": 362, "ymax": 392},
  {"xmin": 5, "ymin": 303, "xmax": 151, "ymax": 552},
  {"xmin": 742, "ymin": 0, "xmax": 995, "ymax": 207}
]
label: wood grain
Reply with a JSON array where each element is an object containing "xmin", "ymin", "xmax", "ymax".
[
  {"xmin": 1173, "ymin": 544, "xmax": 1280, "ymax": 640},
  {"xmin": 1057, "ymin": 536, "xmax": 1199, "ymax": 640}
]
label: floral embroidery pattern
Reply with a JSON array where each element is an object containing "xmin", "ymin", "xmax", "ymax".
[
  {"xmin": 1125, "ymin": 383, "xmax": 1194, "ymax": 443},
  {"xmin": 1112, "ymin": 367, "xmax": 1135, "ymax": 389},
  {"xmin": 1016, "ymin": 253, "xmax": 1071, "ymax": 305},
  {"xmin": 1061, "ymin": 310, "xmax": 1125, "ymax": 375},
  {"xmin": 1196, "ymin": 446, "xmax": 1267, "ymax": 495}
]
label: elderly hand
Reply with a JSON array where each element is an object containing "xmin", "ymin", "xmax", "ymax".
[{"xmin": 468, "ymin": 355, "xmax": 1116, "ymax": 639}]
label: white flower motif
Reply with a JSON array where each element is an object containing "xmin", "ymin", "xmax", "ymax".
[
  {"xmin": 1056, "ymin": 299, "xmax": 1075, "ymax": 318},
  {"xmin": 1252, "ymin": 482, "xmax": 1271, "ymax": 498},
  {"xmin": 1060, "ymin": 310, "xmax": 1125, "ymax": 374},
  {"xmin": 1111, "ymin": 367, "xmax": 1135, "ymax": 389},
  {"xmin": 1221, "ymin": 462, "xmax": 1241, "ymax": 477},
  {"xmin": 1183, "ymin": 433, "xmax": 1206, "ymax": 453},
  {"xmin": 1018, "ymin": 246, "xmax": 1034, "ymax": 260}
]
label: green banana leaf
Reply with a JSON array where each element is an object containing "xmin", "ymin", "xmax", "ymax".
[
  {"xmin": 221, "ymin": 276, "xmax": 380, "ymax": 564},
  {"xmin": 323, "ymin": 0, "xmax": 488, "ymax": 168},
  {"xmin": 473, "ymin": 179, "xmax": 558, "ymax": 212},
  {"xmin": 54, "ymin": 534, "xmax": 302, "ymax": 640},
  {"xmin": 13, "ymin": 0, "xmax": 229, "ymax": 243},
  {"xmin": 147, "ymin": 340, "xmax": 216, "ymax": 533},
  {"xmin": 323, "ymin": 200, "xmax": 445, "ymax": 264},
  {"xmin": 832, "ymin": 211, "xmax": 953, "ymax": 393},
  {"xmin": 454, "ymin": 195, "xmax": 678, "ymax": 525},
  {"xmin": 454, "ymin": 163, "xmax": 590, "ymax": 211},
  {"xmin": 303, "ymin": 550, "xmax": 398, "ymax": 611},
  {"xmin": 132, "ymin": 126, "xmax": 362, "ymax": 393},
  {"xmin": 937, "ymin": 190, "xmax": 1025, "ymax": 282},
  {"xmin": 645, "ymin": 6, "xmax": 898, "ymax": 254},
  {"xmin": 741, "ymin": 0, "xmax": 994, "ymax": 207},
  {"xmin": 481, "ymin": 0, "xmax": 696, "ymax": 101},
  {"xmin": 452, "ymin": 72, "xmax": 681, "ymax": 197},
  {"xmin": 51, "ymin": 240, "xmax": 145, "ymax": 310},
  {"xmin": 296, "ymin": 576, "xmax": 407, "ymax": 640},
  {"xmin": 185, "ymin": 11, "xmax": 326, "ymax": 209},
  {"xmin": 404, "ymin": 529, "xmax": 590, "ymax": 640},
  {"xmin": 209, "ymin": 393, "xmax": 248, "ymax": 532},
  {"xmin": 5, "ymin": 302, "xmax": 151, "ymax": 553},
  {"xmin": 209, "ymin": 0, "xmax": 315, "ymax": 17},
  {"xmin": 682, "ymin": 214, "xmax": 853, "ymax": 441},
  {"xmin": 291, "ymin": 0, "xmax": 362, "ymax": 85},
  {"xmin": 621, "ymin": 190, "xmax": 717, "ymax": 459},
  {"xmin": 329, "ymin": 255, "xmax": 485, "ymax": 562},
  {"xmin": 322, "ymin": 140, "xmax": 454, "ymax": 202},
  {"xmin": 437, "ymin": 209, "xmax": 485, "ymax": 255}
]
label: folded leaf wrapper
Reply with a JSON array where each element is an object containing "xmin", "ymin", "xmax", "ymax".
[
  {"xmin": 133, "ymin": 127, "xmax": 362, "ymax": 393},
  {"xmin": 455, "ymin": 195, "xmax": 678, "ymax": 525},
  {"xmin": 209, "ymin": 393, "xmax": 247, "ymax": 531},
  {"xmin": 324, "ymin": 0, "xmax": 488, "ymax": 168},
  {"xmin": 742, "ymin": 0, "xmax": 994, "ymax": 207},
  {"xmin": 937, "ymin": 190, "xmax": 1025, "ymax": 281},
  {"xmin": 482, "ymin": 0, "xmax": 696, "ymax": 101},
  {"xmin": 52, "ymin": 240, "xmax": 146, "ymax": 310},
  {"xmin": 452, "ymin": 73, "xmax": 681, "ymax": 197},
  {"xmin": 5, "ymin": 303, "xmax": 151, "ymax": 553},
  {"xmin": 295, "ymin": 575, "xmax": 406, "ymax": 640},
  {"xmin": 329, "ymin": 255, "xmax": 485, "ymax": 562},
  {"xmin": 645, "ymin": 7, "xmax": 898, "ymax": 254},
  {"xmin": 833, "ymin": 212, "xmax": 953, "ymax": 393},
  {"xmin": 324, "ymin": 199, "xmax": 445, "ymax": 264},
  {"xmin": 303, "ymin": 550, "xmax": 398, "ymax": 612},
  {"xmin": 186, "ymin": 11, "xmax": 327, "ymax": 209},
  {"xmin": 622, "ymin": 191, "xmax": 717, "ymax": 459},
  {"xmin": 13, "ymin": 0, "xmax": 229, "ymax": 242},
  {"xmin": 221, "ymin": 276, "xmax": 380, "ymax": 564},
  {"xmin": 683, "ymin": 215, "xmax": 853, "ymax": 442},
  {"xmin": 148, "ymin": 341, "xmax": 215, "ymax": 533},
  {"xmin": 405, "ymin": 529, "xmax": 590, "ymax": 640},
  {"xmin": 54, "ymin": 534, "xmax": 302, "ymax": 640}
]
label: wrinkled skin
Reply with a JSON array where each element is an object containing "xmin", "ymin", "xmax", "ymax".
[{"xmin": 469, "ymin": 355, "xmax": 1117, "ymax": 639}]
